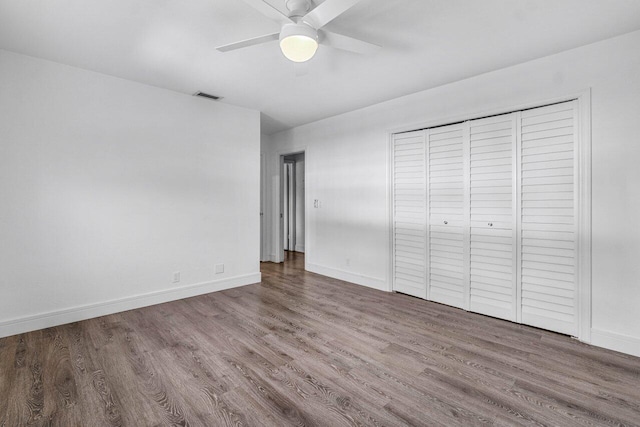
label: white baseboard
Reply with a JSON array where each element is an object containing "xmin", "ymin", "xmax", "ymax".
[
  {"xmin": 306, "ymin": 263, "xmax": 388, "ymax": 292},
  {"xmin": 590, "ymin": 329, "xmax": 640, "ymax": 358},
  {"xmin": 294, "ymin": 245, "xmax": 305, "ymax": 253},
  {"xmin": 0, "ymin": 272, "xmax": 261, "ymax": 339}
]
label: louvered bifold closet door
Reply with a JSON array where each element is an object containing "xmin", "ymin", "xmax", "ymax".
[
  {"xmin": 469, "ymin": 113, "xmax": 517, "ymax": 321},
  {"xmin": 427, "ymin": 124, "xmax": 468, "ymax": 308},
  {"xmin": 519, "ymin": 100, "xmax": 578, "ymax": 336},
  {"xmin": 392, "ymin": 131, "xmax": 427, "ymax": 298}
]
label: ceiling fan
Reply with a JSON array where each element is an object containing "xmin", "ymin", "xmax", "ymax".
[{"xmin": 216, "ymin": 0, "xmax": 380, "ymax": 63}]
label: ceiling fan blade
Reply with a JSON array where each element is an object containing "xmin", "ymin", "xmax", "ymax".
[
  {"xmin": 302, "ymin": 0, "xmax": 363, "ymax": 29},
  {"xmin": 216, "ymin": 32, "xmax": 280, "ymax": 52},
  {"xmin": 240, "ymin": 0, "xmax": 293, "ymax": 25},
  {"xmin": 320, "ymin": 30, "xmax": 381, "ymax": 55}
]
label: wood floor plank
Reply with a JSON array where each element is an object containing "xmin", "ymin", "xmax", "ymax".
[
  {"xmin": 1, "ymin": 251, "xmax": 639, "ymax": 426},
  {"xmin": 11, "ymin": 333, "xmax": 45, "ymax": 426},
  {"xmin": 151, "ymin": 346, "xmax": 247, "ymax": 426},
  {"xmin": 65, "ymin": 321, "xmax": 127, "ymax": 426},
  {"xmin": 348, "ymin": 364, "xmax": 493, "ymax": 426},
  {"xmin": 279, "ymin": 358, "xmax": 411, "ymax": 427},
  {"xmin": 219, "ymin": 351, "xmax": 319, "ymax": 426},
  {"xmin": 112, "ymin": 325, "xmax": 201, "ymax": 426},
  {"xmin": 0, "ymin": 335, "xmax": 17, "ymax": 426},
  {"xmin": 40, "ymin": 327, "xmax": 81, "ymax": 426},
  {"xmin": 81, "ymin": 317, "xmax": 171, "ymax": 425}
]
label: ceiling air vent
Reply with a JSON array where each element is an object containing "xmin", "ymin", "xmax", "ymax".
[{"xmin": 193, "ymin": 91, "xmax": 223, "ymax": 101}]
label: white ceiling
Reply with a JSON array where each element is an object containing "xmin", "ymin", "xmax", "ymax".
[{"xmin": 2, "ymin": 0, "xmax": 640, "ymax": 134}]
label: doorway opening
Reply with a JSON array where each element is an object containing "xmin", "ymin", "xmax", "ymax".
[{"xmin": 280, "ymin": 152, "xmax": 305, "ymax": 263}]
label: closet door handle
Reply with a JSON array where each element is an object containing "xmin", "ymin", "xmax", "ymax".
[{"xmin": 444, "ymin": 221, "xmax": 448, "ymax": 225}]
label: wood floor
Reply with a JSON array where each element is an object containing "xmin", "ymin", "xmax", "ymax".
[{"xmin": 1, "ymin": 252, "xmax": 639, "ymax": 426}]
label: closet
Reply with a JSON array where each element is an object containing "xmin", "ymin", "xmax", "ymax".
[{"xmin": 391, "ymin": 100, "xmax": 580, "ymax": 336}]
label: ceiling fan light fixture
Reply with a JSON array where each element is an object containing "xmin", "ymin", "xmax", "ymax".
[{"xmin": 279, "ymin": 23, "xmax": 318, "ymax": 63}]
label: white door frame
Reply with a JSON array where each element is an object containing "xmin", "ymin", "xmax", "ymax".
[
  {"xmin": 276, "ymin": 148, "xmax": 307, "ymax": 264},
  {"xmin": 283, "ymin": 160, "xmax": 296, "ymax": 251},
  {"xmin": 260, "ymin": 152, "xmax": 267, "ymax": 261},
  {"xmin": 387, "ymin": 90, "xmax": 592, "ymax": 343}
]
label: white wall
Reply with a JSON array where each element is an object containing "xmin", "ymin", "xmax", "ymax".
[
  {"xmin": 263, "ymin": 30, "xmax": 640, "ymax": 356},
  {"xmin": 0, "ymin": 49, "xmax": 261, "ymax": 337}
]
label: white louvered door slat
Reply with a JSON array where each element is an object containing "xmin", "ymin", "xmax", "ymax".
[
  {"xmin": 427, "ymin": 124, "xmax": 467, "ymax": 309},
  {"xmin": 469, "ymin": 113, "xmax": 517, "ymax": 321},
  {"xmin": 519, "ymin": 100, "xmax": 578, "ymax": 336},
  {"xmin": 392, "ymin": 131, "xmax": 427, "ymax": 298}
]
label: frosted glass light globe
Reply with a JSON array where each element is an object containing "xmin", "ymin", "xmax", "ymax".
[{"xmin": 279, "ymin": 23, "xmax": 318, "ymax": 63}]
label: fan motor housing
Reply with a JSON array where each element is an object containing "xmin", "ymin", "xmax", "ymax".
[
  {"xmin": 286, "ymin": 0, "xmax": 311, "ymax": 18},
  {"xmin": 279, "ymin": 22, "xmax": 318, "ymax": 42}
]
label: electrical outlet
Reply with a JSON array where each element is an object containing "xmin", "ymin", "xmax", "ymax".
[
  {"xmin": 215, "ymin": 263, "xmax": 224, "ymax": 274},
  {"xmin": 346, "ymin": 258, "xmax": 351, "ymax": 267},
  {"xmin": 173, "ymin": 271, "xmax": 181, "ymax": 283}
]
